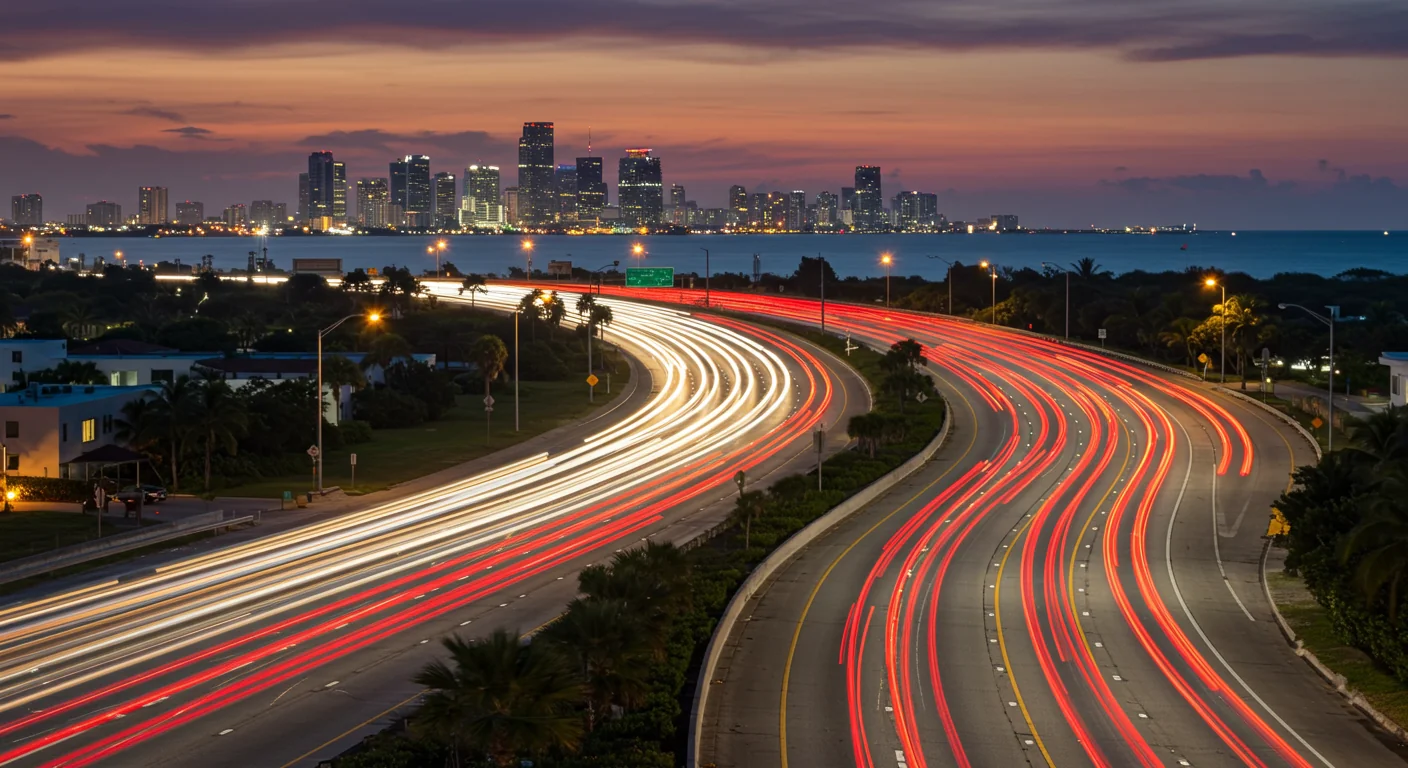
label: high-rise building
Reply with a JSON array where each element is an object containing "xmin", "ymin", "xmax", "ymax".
[
  {"xmin": 853, "ymin": 166, "xmax": 883, "ymax": 231},
  {"xmin": 787, "ymin": 191, "xmax": 806, "ymax": 231},
  {"xmin": 991, "ymin": 214, "xmax": 1020, "ymax": 232},
  {"xmin": 555, "ymin": 164, "xmax": 578, "ymax": 224},
  {"xmin": 137, "ymin": 186, "xmax": 168, "ymax": 226},
  {"xmin": 332, "ymin": 161, "xmax": 348, "ymax": 226},
  {"xmin": 250, "ymin": 200, "xmax": 283, "ymax": 229},
  {"xmin": 399, "ymin": 155, "xmax": 432, "ymax": 227},
  {"xmin": 297, "ymin": 173, "xmax": 310, "ymax": 224},
  {"xmin": 389, "ymin": 159, "xmax": 407, "ymax": 224},
  {"xmin": 728, "ymin": 185, "xmax": 748, "ymax": 226},
  {"xmin": 175, "ymin": 201, "xmax": 204, "ymax": 226},
  {"xmin": 10, "ymin": 194, "xmax": 42, "ymax": 227},
  {"xmin": 516, "ymin": 123, "xmax": 555, "ymax": 226},
  {"xmin": 747, "ymin": 192, "xmax": 767, "ymax": 227},
  {"xmin": 85, "ymin": 201, "xmax": 122, "ymax": 227},
  {"xmin": 461, "ymin": 165, "xmax": 504, "ymax": 228},
  {"xmin": 356, "ymin": 178, "xmax": 390, "ymax": 228},
  {"xmin": 503, "ymin": 187, "xmax": 521, "ymax": 227},
  {"xmin": 575, "ymin": 157, "xmax": 606, "ymax": 222},
  {"xmin": 765, "ymin": 192, "xmax": 788, "ymax": 229},
  {"xmin": 618, "ymin": 148, "xmax": 663, "ymax": 228},
  {"xmin": 223, "ymin": 203, "xmax": 248, "ymax": 227},
  {"xmin": 433, "ymin": 171, "xmax": 457, "ymax": 228},
  {"xmin": 815, "ymin": 191, "xmax": 838, "ymax": 227},
  {"xmin": 894, "ymin": 191, "xmax": 940, "ymax": 231},
  {"xmin": 307, "ymin": 152, "xmax": 337, "ymax": 224}
]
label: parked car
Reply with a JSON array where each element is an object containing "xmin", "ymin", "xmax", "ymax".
[{"xmin": 118, "ymin": 484, "xmax": 168, "ymax": 504}]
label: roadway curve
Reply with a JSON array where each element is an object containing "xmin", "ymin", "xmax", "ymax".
[
  {"xmin": 0, "ymin": 286, "xmax": 868, "ymax": 768},
  {"xmin": 592, "ymin": 288, "xmax": 1404, "ymax": 768}
]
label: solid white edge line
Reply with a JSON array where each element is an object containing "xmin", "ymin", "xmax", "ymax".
[
  {"xmin": 1165, "ymin": 414, "xmax": 1336, "ymax": 768},
  {"xmin": 1209, "ymin": 456, "xmax": 1257, "ymax": 623}
]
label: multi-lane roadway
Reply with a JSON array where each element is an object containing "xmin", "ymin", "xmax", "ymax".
[
  {"xmin": 0, "ymin": 286, "xmax": 867, "ymax": 767},
  {"xmin": 588, "ymin": 288, "xmax": 1403, "ymax": 768}
]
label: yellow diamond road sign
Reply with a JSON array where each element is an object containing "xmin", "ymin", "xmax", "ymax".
[
  {"xmin": 1311, "ymin": 417, "xmax": 1323, "ymax": 429},
  {"xmin": 586, "ymin": 374, "xmax": 600, "ymax": 387}
]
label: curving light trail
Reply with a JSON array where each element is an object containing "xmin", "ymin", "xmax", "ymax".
[
  {"xmin": 0, "ymin": 286, "xmax": 840, "ymax": 767},
  {"xmin": 601, "ymin": 286, "xmax": 1323, "ymax": 768}
]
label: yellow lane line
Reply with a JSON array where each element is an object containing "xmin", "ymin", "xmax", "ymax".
[{"xmin": 995, "ymin": 477, "xmax": 1058, "ymax": 767}]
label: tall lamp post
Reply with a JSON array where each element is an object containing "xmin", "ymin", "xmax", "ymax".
[
  {"xmin": 881, "ymin": 252, "xmax": 893, "ymax": 307},
  {"xmin": 592, "ymin": 260, "xmax": 619, "ymax": 295},
  {"xmin": 631, "ymin": 243, "xmax": 646, "ymax": 268},
  {"xmin": 431, "ymin": 239, "xmax": 447, "ymax": 278},
  {"xmin": 926, "ymin": 255, "xmax": 955, "ymax": 314},
  {"xmin": 317, "ymin": 311, "xmax": 381, "ymax": 492},
  {"xmin": 521, "ymin": 238, "xmax": 534, "ymax": 279},
  {"xmin": 980, "ymin": 260, "xmax": 997, "ymax": 324},
  {"xmin": 1041, "ymin": 262, "xmax": 1071, "ymax": 339},
  {"xmin": 1278, "ymin": 303, "xmax": 1339, "ymax": 451},
  {"xmin": 1204, "ymin": 277, "xmax": 1226, "ymax": 384},
  {"xmin": 700, "ymin": 247, "xmax": 711, "ymax": 307}
]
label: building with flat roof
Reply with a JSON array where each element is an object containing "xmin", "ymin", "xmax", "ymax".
[
  {"xmin": 1, "ymin": 339, "xmax": 212, "ymax": 392},
  {"xmin": 0, "ymin": 384, "xmax": 157, "ymax": 478},
  {"xmin": 1382, "ymin": 352, "xmax": 1408, "ymax": 407}
]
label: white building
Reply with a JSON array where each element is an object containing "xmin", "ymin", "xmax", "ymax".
[
  {"xmin": 0, "ymin": 384, "xmax": 156, "ymax": 478},
  {"xmin": 1, "ymin": 339, "xmax": 209, "ymax": 392},
  {"xmin": 1382, "ymin": 352, "xmax": 1408, "ymax": 407}
]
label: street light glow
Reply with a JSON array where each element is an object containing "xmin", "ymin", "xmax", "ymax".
[
  {"xmin": 980, "ymin": 260, "xmax": 989, "ymax": 268},
  {"xmin": 632, "ymin": 243, "xmax": 645, "ymax": 256},
  {"xmin": 881, "ymin": 253, "xmax": 892, "ymax": 266},
  {"xmin": 367, "ymin": 312, "xmax": 381, "ymax": 323},
  {"xmin": 1204, "ymin": 277, "xmax": 1217, "ymax": 287},
  {"xmin": 521, "ymin": 239, "xmax": 534, "ymax": 251}
]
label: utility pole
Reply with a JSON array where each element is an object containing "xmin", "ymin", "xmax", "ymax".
[{"xmin": 819, "ymin": 253, "xmax": 826, "ymax": 333}]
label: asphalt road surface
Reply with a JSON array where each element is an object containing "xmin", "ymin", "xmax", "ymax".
[
  {"xmin": 593, "ymin": 288, "xmax": 1406, "ymax": 768},
  {"xmin": 0, "ymin": 285, "xmax": 869, "ymax": 768}
]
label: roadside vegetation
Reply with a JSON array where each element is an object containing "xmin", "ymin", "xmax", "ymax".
[
  {"xmin": 1274, "ymin": 406, "xmax": 1408, "ymax": 720},
  {"xmin": 331, "ymin": 331, "xmax": 944, "ymax": 767}
]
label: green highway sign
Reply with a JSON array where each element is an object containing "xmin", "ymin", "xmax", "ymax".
[{"xmin": 626, "ymin": 267, "xmax": 674, "ymax": 288}]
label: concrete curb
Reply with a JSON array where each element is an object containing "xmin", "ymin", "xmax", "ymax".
[
  {"xmin": 1259, "ymin": 543, "xmax": 1408, "ymax": 743},
  {"xmin": 1216, "ymin": 386, "xmax": 1323, "ymax": 462},
  {"xmin": 687, "ymin": 397, "xmax": 953, "ymax": 768}
]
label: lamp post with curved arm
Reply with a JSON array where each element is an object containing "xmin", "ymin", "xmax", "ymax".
[
  {"xmin": 926, "ymin": 255, "xmax": 955, "ymax": 315},
  {"xmin": 1278, "ymin": 302, "xmax": 1339, "ymax": 451},
  {"xmin": 980, "ymin": 260, "xmax": 997, "ymax": 324},
  {"xmin": 1204, "ymin": 277, "xmax": 1226, "ymax": 384},
  {"xmin": 880, "ymin": 252, "xmax": 893, "ymax": 307},
  {"xmin": 592, "ymin": 260, "xmax": 619, "ymax": 295},
  {"xmin": 1042, "ymin": 261, "xmax": 1070, "ymax": 339},
  {"xmin": 317, "ymin": 312, "xmax": 381, "ymax": 492}
]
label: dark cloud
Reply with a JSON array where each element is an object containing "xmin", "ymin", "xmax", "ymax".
[
  {"xmin": 297, "ymin": 129, "xmax": 511, "ymax": 165},
  {"xmin": 162, "ymin": 126, "xmax": 214, "ymax": 137},
  {"xmin": 1113, "ymin": 166, "xmax": 1128, "ymax": 173},
  {"xmin": 0, "ymin": 114, "xmax": 13, "ymax": 120},
  {"xmin": 3, "ymin": 0, "xmax": 1404, "ymax": 62},
  {"xmin": 121, "ymin": 106, "xmax": 186, "ymax": 122}
]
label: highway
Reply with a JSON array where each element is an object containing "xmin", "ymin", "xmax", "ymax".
[
  {"xmin": 589, "ymin": 288, "xmax": 1405, "ymax": 768},
  {"xmin": 0, "ymin": 286, "xmax": 868, "ymax": 767}
]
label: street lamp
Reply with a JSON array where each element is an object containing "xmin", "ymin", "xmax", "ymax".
[
  {"xmin": 1204, "ymin": 277, "xmax": 1226, "ymax": 384},
  {"xmin": 592, "ymin": 260, "xmax": 619, "ymax": 295},
  {"xmin": 632, "ymin": 243, "xmax": 646, "ymax": 265},
  {"xmin": 926, "ymin": 255, "xmax": 955, "ymax": 315},
  {"xmin": 430, "ymin": 239, "xmax": 447, "ymax": 278},
  {"xmin": 1042, "ymin": 262, "xmax": 1071, "ymax": 339},
  {"xmin": 1278, "ymin": 302, "xmax": 1340, "ymax": 452},
  {"xmin": 521, "ymin": 238, "xmax": 534, "ymax": 278},
  {"xmin": 980, "ymin": 260, "xmax": 997, "ymax": 324},
  {"xmin": 881, "ymin": 252, "xmax": 893, "ymax": 307},
  {"xmin": 317, "ymin": 311, "xmax": 381, "ymax": 492}
]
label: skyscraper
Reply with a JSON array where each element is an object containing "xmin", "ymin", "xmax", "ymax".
[
  {"xmin": 389, "ymin": 159, "xmax": 407, "ymax": 224},
  {"xmin": 307, "ymin": 152, "xmax": 337, "ymax": 225},
  {"xmin": 175, "ymin": 201, "xmax": 204, "ymax": 226},
  {"xmin": 297, "ymin": 173, "xmax": 310, "ymax": 224},
  {"xmin": 893, "ymin": 191, "xmax": 940, "ymax": 231},
  {"xmin": 332, "ymin": 162, "xmax": 347, "ymax": 226},
  {"xmin": 853, "ymin": 166, "xmax": 883, "ymax": 231},
  {"xmin": 396, "ymin": 155, "xmax": 432, "ymax": 227},
  {"xmin": 815, "ymin": 191, "xmax": 838, "ymax": 227},
  {"xmin": 618, "ymin": 148, "xmax": 663, "ymax": 228},
  {"xmin": 250, "ymin": 200, "xmax": 282, "ymax": 229},
  {"xmin": 503, "ymin": 187, "xmax": 521, "ymax": 226},
  {"xmin": 137, "ymin": 186, "xmax": 168, "ymax": 226},
  {"xmin": 555, "ymin": 164, "xmax": 578, "ymax": 224},
  {"xmin": 748, "ymin": 192, "xmax": 767, "ymax": 227},
  {"xmin": 517, "ymin": 122, "xmax": 555, "ymax": 226},
  {"xmin": 10, "ymin": 194, "xmax": 42, "ymax": 227},
  {"xmin": 765, "ymin": 192, "xmax": 788, "ymax": 229},
  {"xmin": 575, "ymin": 157, "xmax": 606, "ymax": 222},
  {"xmin": 356, "ymin": 178, "xmax": 390, "ymax": 228},
  {"xmin": 787, "ymin": 191, "xmax": 806, "ymax": 231},
  {"xmin": 728, "ymin": 185, "xmax": 748, "ymax": 226},
  {"xmin": 224, "ymin": 203, "xmax": 248, "ymax": 227},
  {"xmin": 85, "ymin": 201, "xmax": 122, "ymax": 227},
  {"xmin": 462, "ymin": 165, "xmax": 504, "ymax": 228},
  {"xmin": 433, "ymin": 171, "xmax": 457, "ymax": 228}
]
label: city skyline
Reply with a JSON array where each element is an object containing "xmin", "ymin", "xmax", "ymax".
[{"xmin": 0, "ymin": 1, "xmax": 1406, "ymax": 228}]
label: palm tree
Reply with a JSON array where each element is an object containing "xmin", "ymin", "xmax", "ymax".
[
  {"xmin": 1070, "ymin": 257, "xmax": 1107, "ymax": 280},
  {"xmin": 588, "ymin": 304, "xmax": 613, "ymax": 339},
  {"xmin": 342, "ymin": 268, "xmax": 372, "ymax": 293},
  {"xmin": 576, "ymin": 293, "xmax": 596, "ymax": 319},
  {"xmin": 1159, "ymin": 317, "xmax": 1201, "ymax": 368},
  {"xmin": 470, "ymin": 334, "xmax": 508, "ymax": 436},
  {"xmin": 1339, "ymin": 467, "xmax": 1408, "ymax": 620},
  {"xmin": 413, "ymin": 630, "xmax": 583, "ymax": 768},
  {"xmin": 460, "ymin": 275, "xmax": 487, "ymax": 306},
  {"xmin": 360, "ymin": 332, "xmax": 414, "ymax": 372},
  {"xmin": 147, "ymin": 377, "xmax": 196, "ymax": 492},
  {"xmin": 51, "ymin": 360, "xmax": 107, "ymax": 385},
  {"xmin": 233, "ymin": 313, "xmax": 265, "ymax": 351},
  {"xmin": 1348, "ymin": 407, "xmax": 1408, "ymax": 466},
  {"xmin": 61, "ymin": 303, "xmax": 102, "ymax": 340},
  {"xmin": 541, "ymin": 599, "xmax": 653, "ymax": 730},
  {"xmin": 544, "ymin": 295, "xmax": 567, "ymax": 339},
  {"xmin": 322, "ymin": 354, "xmax": 368, "ymax": 392},
  {"xmin": 578, "ymin": 541, "xmax": 693, "ymax": 632},
  {"xmin": 848, "ymin": 412, "xmax": 887, "ymax": 458},
  {"xmin": 188, "ymin": 380, "xmax": 248, "ymax": 491},
  {"xmin": 518, "ymin": 290, "xmax": 545, "ymax": 342}
]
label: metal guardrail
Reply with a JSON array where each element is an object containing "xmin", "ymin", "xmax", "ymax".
[{"xmin": 0, "ymin": 508, "xmax": 258, "ymax": 585}]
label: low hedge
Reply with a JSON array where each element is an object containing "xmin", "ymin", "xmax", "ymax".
[{"xmin": 5, "ymin": 476, "xmax": 90, "ymax": 503}]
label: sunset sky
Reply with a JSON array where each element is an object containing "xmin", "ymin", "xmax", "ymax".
[{"xmin": 3, "ymin": 0, "xmax": 1406, "ymax": 228}]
